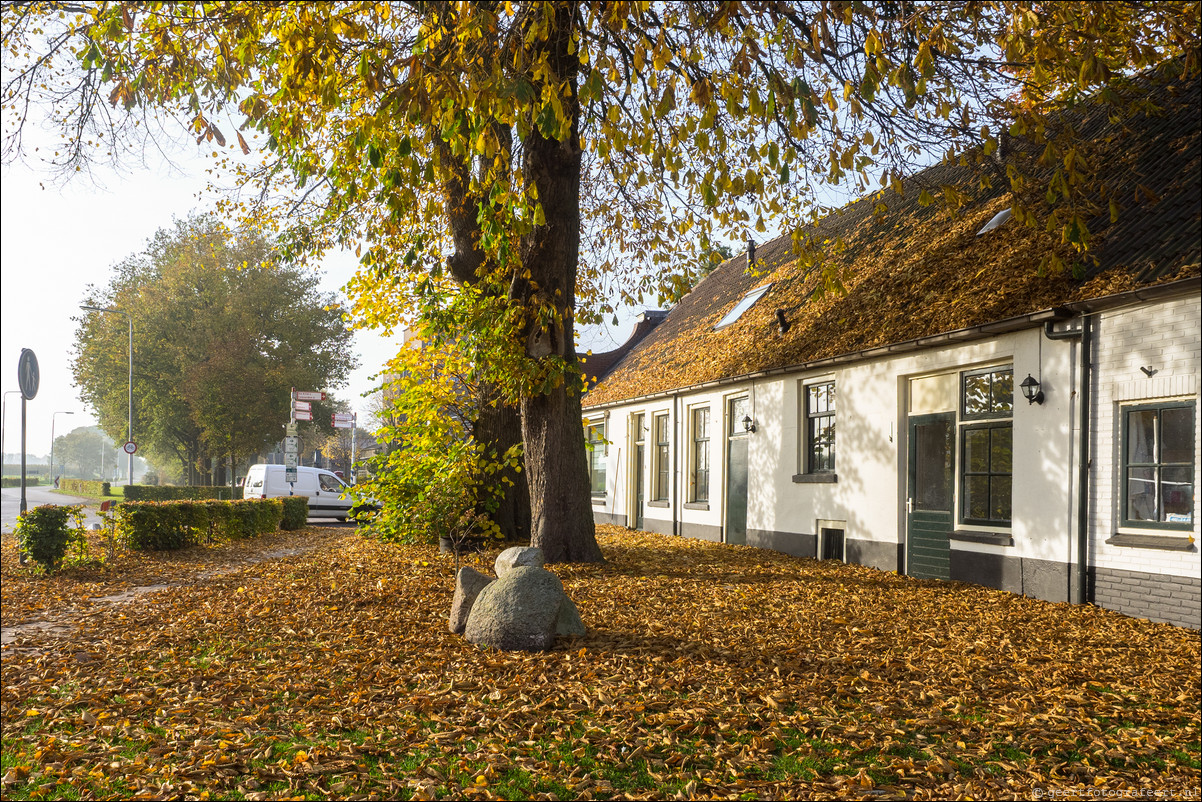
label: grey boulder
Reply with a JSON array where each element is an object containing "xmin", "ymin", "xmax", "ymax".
[
  {"xmin": 495, "ymin": 546, "xmax": 545, "ymax": 577},
  {"xmin": 449, "ymin": 566, "xmax": 495, "ymax": 635},
  {"xmin": 464, "ymin": 565, "xmax": 586, "ymax": 651}
]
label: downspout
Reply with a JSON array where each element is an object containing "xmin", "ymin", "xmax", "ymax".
[
  {"xmin": 1044, "ymin": 315, "xmax": 1092, "ymax": 606},
  {"xmin": 672, "ymin": 391, "xmax": 681, "ymax": 538}
]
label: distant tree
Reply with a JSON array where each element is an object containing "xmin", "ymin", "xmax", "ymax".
[
  {"xmin": 73, "ymin": 216, "xmax": 358, "ymax": 486},
  {"xmin": 51, "ymin": 426, "xmax": 120, "ymax": 480}
]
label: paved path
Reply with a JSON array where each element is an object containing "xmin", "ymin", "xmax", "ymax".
[{"xmin": 0, "ymin": 486, "xmax": 103, "ymax": 533}]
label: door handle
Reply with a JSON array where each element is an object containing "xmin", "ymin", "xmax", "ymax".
[{"xmin": 906, "ymin": 497, "xmax": 913, "ymax": 513}]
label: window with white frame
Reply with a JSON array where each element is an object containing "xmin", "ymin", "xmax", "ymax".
[
  {"xmin": 805, "ymin": 381, "xmax": 836, "ymax": 473},
  {"xmin": 959, "ymin": 365, "xmax": 1013, "ymax": 526},
  {"xmin": 586, "ymin": 419, "xmax": 607, "ymax": 497},
  {"xmin": 1122, "ymin": 400, "xmax": 1196, "ymax": 530},
  {"xmin": 714, "ymin": 284, "xmax": 771, "ymax": 329},
  {"xmin": 653, "ymin": 412, "xmax": 670, "ymax": 502},
  {"xmin": 690, "ymin": 407, "xmax": 710, "ymax": 502}
]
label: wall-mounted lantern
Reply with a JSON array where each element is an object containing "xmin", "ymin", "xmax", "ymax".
[
  {"xmin": 1020, "ymin": 374, "xmax": 1044, "ymax": 405},
  {"xmin": 742, "ymin": 415, "xmax": 756, "ymax": 433}
]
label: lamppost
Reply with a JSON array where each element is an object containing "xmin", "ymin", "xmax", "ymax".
[
  {"xmin": 1, "ymin": 389, "xmax": 20, "ymax": 480},
  {"xmin": 80, "ymin": 305, "xmax": 134, "ymax": 486},
  {"xmin": 49, "ymin": 411, "xmax": 75, "ymax": 486}
]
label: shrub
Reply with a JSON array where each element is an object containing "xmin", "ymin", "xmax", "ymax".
[
  {"xmin": 15, "ymin": 504, "xmax": 86, "ymax": 572},
  {"xmin": 59, "ymin": 478, "xmax": 111, "ymax": 496},
  {"xmin": 124, "ymin": 485, "xmax": 241, "ymax": 502},
  {"xmin": 2, "ymin": 477, "xmax": 42, "ymax": 487},
  {"xmin": 118, "ymin": 498, "xmax": 284, "ymax": 551},
  {"xmin": 280, "ymin": 496, "xmax": 309, "ymax": 530}
]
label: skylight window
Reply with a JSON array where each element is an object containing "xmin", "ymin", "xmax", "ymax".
[
  {"xmin": 976, "ymin": 207, "xmax": 1012, "ymax": 236},
  {"xmin": 714, "ymin": 284, "xmax": 772, "ymax": 329}
]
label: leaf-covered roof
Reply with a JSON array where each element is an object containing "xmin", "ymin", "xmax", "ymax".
[{"xmin": 585, "ymin": 74, "xmax": 1200, "ymax": 408}]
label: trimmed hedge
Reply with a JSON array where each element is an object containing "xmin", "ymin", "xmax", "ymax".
[
  {"xmin": 59, "ymin": 478, "xmax": 111, "ymax": 497},
  {"xmin": 124, "ymin": 485, "xmax": 242, "ymax": 502},
  {"xmin": 15, "ymin": 504, "xmax": 86, "ymax": 572},
  {"xmin": 281, "ymin": 496, "xmax": 309, "ymax": 530},
  {"xmin": 1, "ymin": 477, "xmax": 42, "ymax": 487},
  {"xmin": 118, "ymin": 499, "xmax": 284, "ymax": 551}
]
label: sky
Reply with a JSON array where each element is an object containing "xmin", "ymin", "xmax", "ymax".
[{"xmin": 0, "ymin": 131, "xmax": 639, "ymax": 460}]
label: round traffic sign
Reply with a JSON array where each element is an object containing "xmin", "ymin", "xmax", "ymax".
[
  {"xmin": 122, "ymin": 441, "xmax": 138, "ymax": 455},
  {"xmin": 18, "ymin": 348, "xmax": 39, "ymax": 400}
]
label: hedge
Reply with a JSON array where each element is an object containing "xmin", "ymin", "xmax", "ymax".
[
  {"xmin": 15, "ymin": 504, "xmax": 86, "ymax": 572},
  {"xmin": 118, "ymin": 498, "xmax": 284, "ymax": 551},
  {"xmin": 281, "ymin": 496, "xmax": 309, "ymax": 530},
  {"xmin": 1, "ymin": 477, "xmax": 41, "ymax": 487},
  {"xmin": 124, "ymin": 485, "xmax": 242, "ymax": 502},
  {"xmin": 59, "ymin": 478, "xmax": 111, "ymax": 496}
]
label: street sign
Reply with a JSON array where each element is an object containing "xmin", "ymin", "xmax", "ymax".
[
  {"xmin": 284, "ymin": 452, "xmax": 298, "ymax": 469},
  {"xmin": 18, "ymin": 348, "xmax": 39, "ymax": 400},
  {"xmin": 333, "ymin": 419, "xmax": 354, "ymax": 429},
  {"xmin": 284, "ymin": 436, "xmax": 299, "ymax": 453},
  {"xmin": 285, "ymin": 422, "xmax": 298, "ymax": 437},
  {"xmin": 294, "ymin": 410, "xmax": 313, "ymax": 421},
  {"xmin": 332, "ymin": 412, "xmax": 355, "ymax": 421},
  {"xmin": 122, "ymin": 441, "xmax": 137, "ymax": 455},
  {"xmin": 295, "ymin": 390, "xmax": 327, "ymax": 401},
  {"xmin": 293, "ymin": 400, "xmax": 312, "ymax": 412},
  {"xmin": 285, "ymin": 467, "xmax": 298, "ymax": 483}
]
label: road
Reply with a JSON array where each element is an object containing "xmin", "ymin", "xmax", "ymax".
[{"xmin": 1, "ymin": 485, "xmax": 104, "ymax": 533}]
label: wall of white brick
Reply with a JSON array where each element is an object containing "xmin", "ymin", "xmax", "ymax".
[{"xmin": 1090, "ymin": 292, "xmax": 1201, "ymax": 580}]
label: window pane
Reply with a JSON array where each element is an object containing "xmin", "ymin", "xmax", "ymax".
[
  {"xmin": 590, "ymin": 448, "xmax": 606, "ymax": 494},
  {"xmin": 634, "ymin": 414, "xmax": 645, "ymax": 444},
  {"xmin": 1161, "ymin": 407, "xmax": 1194, "ymax": 464},
  {"xmin": 990, "ymin": 475, "xmax": 1012, "ymax": 522},
  {"xmin": 729, "ymin": 398, "xmax": 749, "ymax": 435},
  {"xmin": 990, "ymin": 426, "xmax": 1012, "ymax": 474},
  {"xmin": 1126, "ymin": 466, "xmax": 1158, "ymax": 522},
  {"xmin": 964, "ymin": 373, "xmax": 991, "ymax": 416},
  {"xmin": 963, "ymin": 475, "xmax": 990, "ymax": 520},
  {"xmin": 964, "ymin": 428, "xmax": 991, "ymax": 472},
  {"xmin": 1161, "ymin": 466, "xmax": 1194, "ymax": 523},
  {"xmin": 1126, "ymin": 410, "xmax": 1157, "ymax": 464},
  {"xmin": 991, "ymin": 370, "xmax": 1014, "ymax": 414}
]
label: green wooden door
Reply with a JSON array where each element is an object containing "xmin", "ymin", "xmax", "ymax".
[{"xmin": 907, "ymin": 412, "xmax": 954, "ymax": 580}]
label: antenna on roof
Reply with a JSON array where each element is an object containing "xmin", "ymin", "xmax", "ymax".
[{"xmin": 747, "ymin": 237, "xmax": 756, "ymax": 269}]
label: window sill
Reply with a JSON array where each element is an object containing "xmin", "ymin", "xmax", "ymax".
[
  {"xmin": 647, "ymin": 500, "xmax": 670, "ymax": 508},
  {"xmin": 949, "ymin": 530, "xmax": 1014, "ymax": 547},
  {"xmin": 792, "ymin": 473, "xmax": 837, "ymax": 484},
  {"xmin": 1106, "ymin": 533, "xmax": 1197, "ymax": 552},
  {"xmin": 684, "ymin": 501, "xmax": 709, "ymax": 511},
  {"xmin": 590, "ymin": 497, "xmax": 607, "ymax": 507}
]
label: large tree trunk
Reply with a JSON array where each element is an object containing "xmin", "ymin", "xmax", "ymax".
[
  {"xmin": 517, "ymin": 2, "xmax": 603, "ymax": 563},
  {"xmin": 473, "ymin": 391, "xmax": 530, "ymax": 542}
]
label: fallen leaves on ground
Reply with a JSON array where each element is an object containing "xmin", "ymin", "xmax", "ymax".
[{"xmin": 2, "ymin": 524, "xmax": 1198, "ymax": 800}]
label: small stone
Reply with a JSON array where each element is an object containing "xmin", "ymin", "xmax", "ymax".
[
  {"xmin": 494, "ymin": 546, "xmax": 545, "ymax": 577},
  {"xmin": 465, "ymin": 566, "xmax": 565, "ymax": 651},
  {"xmin": 449, "ymin": 566, "xmax": 495, "ymax": 635}
]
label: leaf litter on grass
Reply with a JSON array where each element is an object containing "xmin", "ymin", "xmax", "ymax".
[{"xmin": 1, "ymin": 524, "xmax": 1198, "ymax": 800}]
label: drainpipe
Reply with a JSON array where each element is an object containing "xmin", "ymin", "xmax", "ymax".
[
  {"xmin": 1044, "ymin": 316, "xmax": 1092, "ymax": 605},
  {"xmin": 672, "ymin": 392, "xmax": 681, "ymax": 538}
]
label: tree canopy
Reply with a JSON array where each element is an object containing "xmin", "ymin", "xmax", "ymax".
[
  {"xmin": 73, "ymin": 216, "xmax": 357, "ymax": 485},
  {"xmin": 5, "ymin": 0, "xmax": 1198, "ymax": 558}
]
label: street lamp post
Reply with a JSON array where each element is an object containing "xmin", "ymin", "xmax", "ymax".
[
  {"xmin": 1, "ymin": 389, "xmax": 20, "ymax": 480},
  {"xmin": 80, "ymin": 305, "xmax": 134, "ymax": 486},
  {"xmin": 49, "ymin": 411, "xmax": 75, "ymax": 486}
]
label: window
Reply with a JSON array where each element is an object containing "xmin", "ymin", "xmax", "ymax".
[
  {"xmin": 714, "ymin": 284, "xmax": 771, "ymax": 329},
  {"xmin": 960, "ymin": 366, "xmax": 1013, "ymax": 525},
  {"xmin": 1122, "ymin": 401, "xmax": 1195, "ymax": 529},
  {"xmin": 805, "ymin": 381, "xmax": 836, "ymax": 473},
  {"xmin": 690, "ymin": 407, "xmax": 710, "ymax": 502},
  {"xmin": 653, "ymin": 412, "xmax": 670, "ymax": 501},
  {"xmin": 319, "ymin": 474, "xmax": 343, "ymax": 493},
  {"xmin": 586, "ymin": 420, "xmax": 607, "ymax": 497}
]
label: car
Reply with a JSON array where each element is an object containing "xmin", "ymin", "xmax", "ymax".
[{"xmin": 243, "ymin": 464, "xmax": 356, "ymax": 521}]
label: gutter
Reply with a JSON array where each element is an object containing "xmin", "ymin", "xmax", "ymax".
[{"xmin": 582, "ymin": 275, "xmax": 1199, "ymax": 412}]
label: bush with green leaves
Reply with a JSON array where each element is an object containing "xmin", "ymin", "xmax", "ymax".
[
  {"xmin": 117, "ymin": 498, "xmax": 284, "ymax": 551},
  {"xmin": 280, "ymin": 496, "xmax": 309, "ymax": 530},
  {"xmin": 59, "ymin": 478, "xmax": 111, "ymax": 496},
  {"xmin": 124, "ymin": 485, "xmax": 240, "ymax": 501},
  {"xmin": 15, "ymin": 504, "xmax": 86, "ymax": 572},
  {"xmin": 357, "ymin": 304, "xmax": 521, "ymax": 551}
]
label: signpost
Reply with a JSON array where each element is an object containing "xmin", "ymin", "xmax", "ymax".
[
  {"xmin": 17, "ymin": 349, "xmax": 38, "ymax": 515},
  {"xmin": 331, "ymin": 411, "xmax": 358, "ymax": 483},
  {"xmin": 287, "ymin": 388, "xmax": 326, "ymax": 487}
]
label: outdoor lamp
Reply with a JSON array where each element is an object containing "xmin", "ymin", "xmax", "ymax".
[
  {"xmin": 742, "ymin": 415, "xmax": 756, "ymax": 433},
  {"xmin": 1020, "ymin": 374, "xmax": 1044, "ymax": 405}
]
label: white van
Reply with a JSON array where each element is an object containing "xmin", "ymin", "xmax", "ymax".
[{"xmin": 243, "ymin": 464, "xmax": 355, "ymax": 520}]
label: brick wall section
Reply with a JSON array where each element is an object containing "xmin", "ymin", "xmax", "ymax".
[{"xmin": 1093, "ymin": 566, "xmax": 1201, "ymax": 630}]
